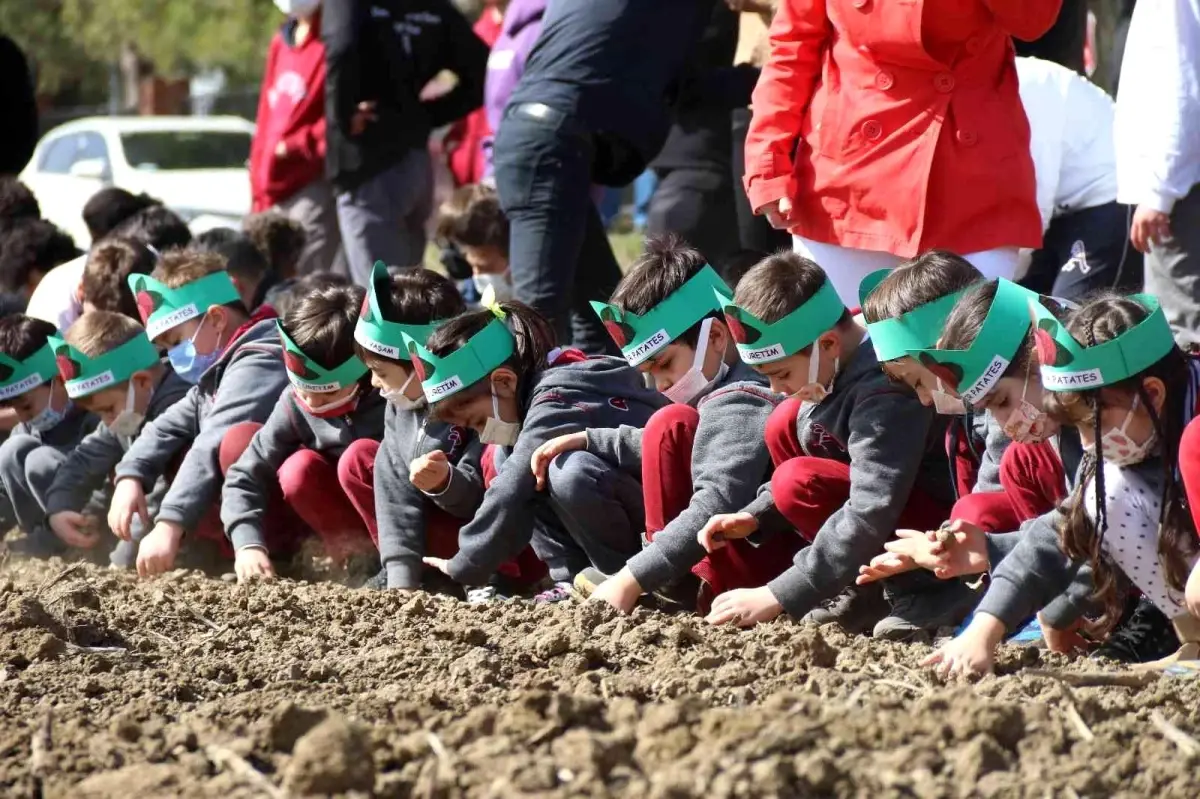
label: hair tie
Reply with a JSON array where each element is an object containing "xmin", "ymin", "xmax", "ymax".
[{"xmin": 481, "ymin": 286, "xmax": 507, "ymax": 320}]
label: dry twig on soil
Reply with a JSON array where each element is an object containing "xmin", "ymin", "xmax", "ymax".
[
  {"xmin": 204, "ymin": 744, "xmax": 284, "ymax": 798},
  {"xmin": 35, "ymin": 563, "xmax": 83, "ymax": 598},
  {"xmin": 873, "ymin": 678, "xmax": 926, "ymax": 695},
  {"xmin": 1023, "ymin": 669, "xmax": 1160, "ymax": 689},
  {"xmin": 1149, "ymin": 711, "xmax": 1200, "ymax": 755},
  {"xmin": 29, "ymin": 712, "xmax": 52, "ymax": 778}
]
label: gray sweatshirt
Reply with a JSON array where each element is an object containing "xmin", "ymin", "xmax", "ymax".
[
  {"xmin": 446, "ymin": 355, "xmax": 669, "ymax": 585},
  {"xmin": 377, "ymin": 403, "xmax": 484, "ymax": 589},
  {"xmin": 972, "ymin": 411, "xmax": 1010, "ymax": 493},
  {"xmin": 44, "ymin": 366, "xmax": 192, "ymax": 538},
  {"xmin": 113, "ymin": 316, "xmax": 289, "ymax": 532},
  {"xmin": 221, "ymin": 386, "xmax": 387, "ymax": 551},
  {"xmin": 743, "ymin": 338, "xmax": 955, "ymax": 618},
  {"xmin": 586, "ymin": 360, "xmax": 777, "ymax": 592}
]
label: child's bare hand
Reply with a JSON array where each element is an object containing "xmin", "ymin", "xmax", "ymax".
[
  {"xmin": 1037, "ymin": 613, "xmax": 1089, "ymax": 654},
  {"xmin": 589, "ymin": 568, "xmax": 641, "ymax": 614},
  {"xmin": 136, "ymin": 521, "xmax": 184, "ymax": 578},
  {"xmin": 108, "ymin": 478, "xmax": 149, "ymax": 542},
  {"xmin": 883, "ymin": 520, "xmax": 990, "ymax": 579},
  {"xmin": 48, "ymin": 511, "xmax": 100, "ymax": 549},
  {"xmin": 922, "ymin": 613, "xmax": 1005, "ymax": 679},
  {"xmin": 856, "ymin": 551, "xmax": 918, "ymax": 584},
  {"xmin": 235, "ymin": 547, "xmax": 275, "ymax": 584},
  {"xmin": 705, "ymin": 586, "xmax": 783, "ymax": 627},
  {"xmin": 530, "ymin": 432, "xmax": 587, "ymax": 490},
  {"xmin": 422, "ymin": 556, "xmax": 452, "ymax": 577},
  {"xmin": 410, "ymin": 449, "xmax": 451, "ymax": 493},
  {"xmin": 697, "ymin": 512, "xmax": 758, "ymax": 552}
]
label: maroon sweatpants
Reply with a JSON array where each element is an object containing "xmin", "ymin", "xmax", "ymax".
[{"xmin": 952, "ymin": 438, "xmax": 1066, "ymax": 532}]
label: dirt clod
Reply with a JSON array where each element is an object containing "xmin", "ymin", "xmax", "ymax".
[{"xmin": 282, "ymin": 716, "xmax": 374, "ymax": 796}]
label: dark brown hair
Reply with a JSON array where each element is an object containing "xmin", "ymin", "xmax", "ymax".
[
  {"xmin": 611, "ymin": 233, "xmax": 717, "ymax": 347},
  {"xmin": 1044, "ymin": 292, "xmax": 1197, "ymax": 634},
  {"xmin": 435, "ymin": 184, "xmax": 509, "ymax": 252},
  {"xmin": 733, "ymin": 251, "xmax": 852, "ymax": 355},
  {"xmin": 281, "ymin": 282, "xmax": 367, "ymax": 373},
  {"xmin": 861, "ymin": 250, "xmax": 982, "ymax": 327},
  {"xmin": 243, "ymin": 212, "xmax": 306, "ymax": 278},
  {"xmin": 82, "ymin": 238, "xmax": 157, "ymax": 320},
  {"xmin": 939, "ymin": 280, "xmax": 1033, "ymax": 381},
  {"xmin": 425, "ymin": 301, "xmax": 557, "ymax": 418},
  {"xmin": 0, "ymin": 314, "xmax": 56, "ymax": 362},
  {"xmin": 353, "ymin": 268, "xmax": 466, "ymax": 367}
]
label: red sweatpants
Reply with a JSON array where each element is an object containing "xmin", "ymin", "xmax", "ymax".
[
  {"xmin": 339, "ymin": 439, "xmax": 462, "ymax": 560},
  {"xmin": 640, "ymin": 403, "xmax": 805, "ymax": 604},
  {"xmin": 765, "ymin": 396, "xmax": 950, "ymax": 543},
  {"xmin": 951, "ymin": 438, "xmax": 1066, "ymax": 532},
  {"xmin": 191, "ymin": 422, "xmax": 306, "ymax": 559}
]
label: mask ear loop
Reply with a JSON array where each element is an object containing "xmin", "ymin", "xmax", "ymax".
[{"xmin": 692, "ymin": 318, "xmax": 714, "ymax": 377}]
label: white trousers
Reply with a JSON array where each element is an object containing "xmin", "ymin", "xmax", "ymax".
[{"xmin": 792, "ymin": 236, "xmax": 1021, "ymax": 309}]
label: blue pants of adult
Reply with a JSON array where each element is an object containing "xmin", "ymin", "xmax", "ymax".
[
  {"xmin": 535, "ymin": 450, "xmax": 644, "ymax": 582},
  {"xmin": 493, "ymin": 107, "xmax": 622, "ymax": 355},
  {"xmin": 1020, "ymin": 201, "xmax": 1143, "ymax": 301},
  {"xmin": 0, "ymin": 434, "xmax": 65, "ymax": 539}
]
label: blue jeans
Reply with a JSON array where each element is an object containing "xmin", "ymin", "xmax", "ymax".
[{"xmin": 493, "ymin": 106, "xmax": 622, "ymax": 355}]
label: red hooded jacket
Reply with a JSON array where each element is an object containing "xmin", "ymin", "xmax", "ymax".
[{"xmin": 250, "ymin": 15, "xmax": 328, "ymax": 211}]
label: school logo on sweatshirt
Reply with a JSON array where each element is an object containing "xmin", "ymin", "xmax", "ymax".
[
  {"xmin": 268, "ymin": 71, "xmax": 308, "ymax": 109},
  {"xmin": 608, "ymin": 397, "xmax": 628, "ymax": 411}
]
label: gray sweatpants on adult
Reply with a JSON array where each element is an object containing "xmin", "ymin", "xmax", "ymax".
[
  {"xmin": 0, "ymin": 434, "xmax": 65, "ymax": 537},
  {"xmin": 275, "ymin": 179, "xmax": 347, "ymax": 277},
  {"xmin": 1146, "ymin": 184, "xmax": 1200, "ymax": 348},
  {"xmin": 534, "ymin": 450, "xmax": 645, "ymax": 582},
  {"xmin": 335, "ymin": 148, "xmax": 434, "ymax": 285}
]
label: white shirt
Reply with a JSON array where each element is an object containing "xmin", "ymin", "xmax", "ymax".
[
  {"xmin": 1114, "ymin": 0, "xmax": 1200, "ymax": 213},
  {"xmin": 24, "ymin": 253, "xmax": 85, "ymax": 333},
  {"xmin": 1017, "ymin": 57, "xmax": 1118, "ymax": 231}
]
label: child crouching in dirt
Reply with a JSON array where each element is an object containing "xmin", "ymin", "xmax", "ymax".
[
  {"xmin": 348, "ymin": 262, "xmax": 484, "ymax": 591},
  {"xmin": 530, "ymin": 236, "xmax": 780, "ymax": 613},
  {"xmin": 108, "ymin": 249, "xmax": 289, "ymax": 578},
  {"xmin": 220, "ymin": 282, "xmax": 386, "ymax": 583},
  {"xmin": 42, "ymin": 311, "xmax": 190, "ymax": 568},
  {"xmin": 865, "ymin": 293, "xmax": 1200, "ymax": 677},
  {"xmin": 411, "ymin": 300, "xmax": 667, "ymax": 602},
  {"xmin": 0, "ymin": 315, "xmax": 100, "ymax": 555},
  {"xmin": 693, "ymin": 253, "xmax": 959, "ymax": 637}
]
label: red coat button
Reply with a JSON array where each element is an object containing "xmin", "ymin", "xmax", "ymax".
[
  {"xmin": 934, "ymin": 73, "xmax": 956, "ymax": 93},
  {"xmin": 957, "ymin": 129, "xmax": 978, "ymax": 147},
  {"xmin": 852, "ymin": 0, "xmax": 870, "ymax": 9},
  {"xmin": 876, "ymin": 71, "xmax": 895, "ymax": 90},
  {"xmin": 862, "ymin": 120, "xmax": 883, "ymax": 141}
]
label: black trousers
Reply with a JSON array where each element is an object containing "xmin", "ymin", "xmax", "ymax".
[{"xmin": 1020, "ymin": 201, "xmax": 1143, "ymax": 301}]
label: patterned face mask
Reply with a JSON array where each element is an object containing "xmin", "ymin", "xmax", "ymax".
[
  {"xmin": 1002, "ymin": 359, "xmax": 1049, "ymax": 444},
  {"xmin": 1096, "ymin": 394, "xmax": 1158, "ymax": 467}
]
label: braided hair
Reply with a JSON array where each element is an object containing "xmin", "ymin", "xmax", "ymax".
[{"xmin": 1043, "ymin": 293, "xmax": 1197, "ymax": 633}]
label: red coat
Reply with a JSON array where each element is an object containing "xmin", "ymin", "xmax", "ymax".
[
  {"xmin": 744, "ymin": 0, "xmax": 1058, "ymax": 258},
  {"xmin": 250, "ymin": 16, "xmax": 328, "ymax": 211}
]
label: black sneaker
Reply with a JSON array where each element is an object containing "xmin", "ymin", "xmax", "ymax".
[
  {"xmin": 360, "ymin": 567, "xmax": 388, "ymax": 591},
  {"xmin": 803, "ymin": 582, "xmax": 890, "ymax": 635},
  {"xmin": 1093, "ymin": 596, "xmax": 1180, "ymax": 663},
  {"xmin": 873, "ymin": 579, "xmax": 980, "ymax": 641}
]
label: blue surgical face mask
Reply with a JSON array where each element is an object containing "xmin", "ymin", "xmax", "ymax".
[
  {"xmin": 28, "ymin": 384, "xmax": 69, "ymax": 432},
  {"xmin": 168, "ymin": 313, "xmax": 224, "ymax": 384}
]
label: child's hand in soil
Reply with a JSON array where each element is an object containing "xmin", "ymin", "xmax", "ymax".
[
  {"xmin": 108, "ymin": 477, "xmax": 149, "ymax": 541},
  {"xmin": 923, "ymin": 612, "xmax": 1006, "ymax": 679},
  {"xmin": 422, "ymin": 557, "xmax": 452, "ymax": 577},
  {"xmin": 705, "ymin": 586, "xmax": 783, "ymax": 627},
  {"xmin": 1037, "ymin": 613, "xmax": 1089, "ymax": 654},
  {"xmin": 530, "ymin": 432, "xmax": 588, "ymax": 490},
  {"xmin": 136, "ymin": 521, "xmax": 184, "ymax": 578},
  {"xmin": 48, "ymin": 511, "xmax": 100, "ymax": 549},
  {"xmin": 697, "ymin": 512, "xmax": 758, "ymax": 553},
  {"xmin": 1187, "ymin": 560, "xmax": 1200, "ymax": 620},
  {"xmin": 590, "ymin": 568, "xmax": 642, "ymax": 614},
  {"xmin": 410, "ymin": 449, "xmax": 451, "ymax": 493},
  {"xmin": 235, "ymin": 547, "xmax": 275, "ymax": 583}
]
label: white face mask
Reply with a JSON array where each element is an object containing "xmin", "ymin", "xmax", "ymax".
[
  {"xmin": 480, "ymin": 387, "xmax": 521, "ymax": 446},
  {"xmin": 474, "ymin": 271, "xmax": 514, "ymax": 303},
  {"xmin": 109, "ymin": 381, "xmax": 146, "ymax": 440},
  {"xmin": 1095, "ymin": 394, "xmax": 1158, "ymax": 467},
  {"xmin": 274, "ymin": 0, "xmax": 321, "ymax": 17},
  {"xmin": 662, "ymin": 318, "xmax": 728, "ymax": 406},
  {"xmin": 931, "ymin": 379, "xmax": 967, "ymax": 415},
  {"xmin": 382, "ymin": 371, "xmax": 425, "ymax": 411},
  {"xmin": 792, "ymin": 345, "xmax": 838, "ymax": 406},
  {"xmin": 1001, "ymin": 362, "xmax": 1049, "ymax": 444}
]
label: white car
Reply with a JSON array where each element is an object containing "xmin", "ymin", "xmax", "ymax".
[{"xmin": 20, "ymin": 115, "xmax": 256, "ymax": 248}]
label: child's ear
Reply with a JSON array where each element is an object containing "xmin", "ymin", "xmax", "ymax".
[
  {"xmin": 817, "ymin": 330, "xmax": 841, "ymax": 358},
  {"xmin": 1143, "ymin": 376, "xmax": 1167, "ymax": 416},
  {"xmin": 131, "ymin": 370, "xmax": 155, "ymax": 394},
  {"xmin": 490, "ymin": 366, "xmax": 519, "ymax": 398}
]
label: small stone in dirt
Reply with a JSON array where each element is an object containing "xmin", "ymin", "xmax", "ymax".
[
  {"xmin": 269, "ymin": 702, "xmax": 329, "ymax": 751},
  {"xmin": 220, "ymin": 573, "xmax": 237, "ymax": 584},
  {"xmin": 792, "ymin": 627, "xmax": 837, "ymax": 668},
  {"xmin": 34, "ymin": 632, "xmax": 66, "ymax": 661},
  {"xmin": 283, "ymin": 715, "xmax": 375, "ymax": 796},
  {"xmin": 534, "ymin": 629, "xmax": 570, "ymax": 660}
]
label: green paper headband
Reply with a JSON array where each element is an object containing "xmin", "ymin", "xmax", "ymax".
[
  {"xmin": 716, "ymin": 279, "xmax": 846, "ymax": 365},
  {"xmin": 276, "ymin": 322, "xmax": 368, "ymax": 393},
  {"xmin": 129, "ymin": 271, "xmax": 241, "ymax": 339},
  {"xmin": 0, "ymin": 342, "xmax": 58, "ymax": 401},
  {"xmin": 859, "ymin": 269, "xmax": 968, "ymax": 362},
  {"xmin": 47, "ymin": 334, "xmax": 160, "ymax": 399},
  {"xmin": 590, "ymin": 265, "xmax": 732, "ymax": 366},
  {"xmin": 402, "ymin": 316, "xmax": 515, "ymax": 402},
  {"xmin": 1029, "ymin": 294, "xmax": 1175, "ymax": 391},
  {"xmin": 908, "ymin": 279, "xmax": 1038, "ymax": 405},
  {"xmin": 353, "ymin": 261, "xmax": 440, "ymax": 360}
]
